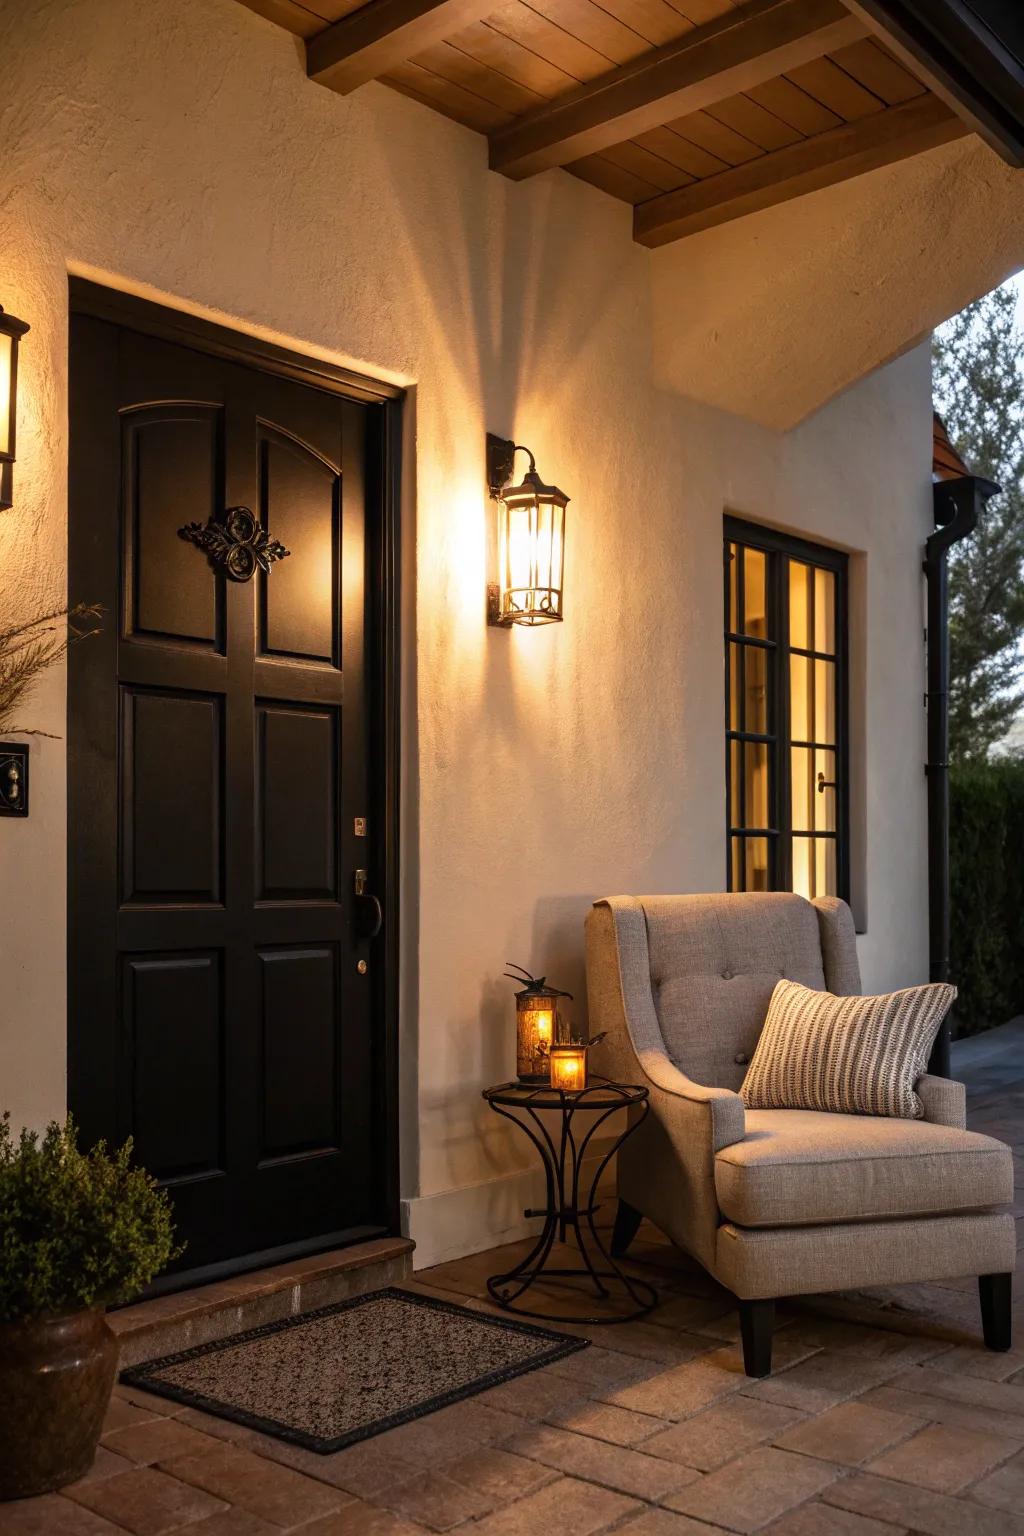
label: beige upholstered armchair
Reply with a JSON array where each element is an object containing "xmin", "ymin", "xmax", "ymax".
[{"xmin": 585, "ymin": 891, "xmax": 1015, "ymax": 1377}]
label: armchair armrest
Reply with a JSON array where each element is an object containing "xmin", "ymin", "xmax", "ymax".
[
  {"xmin": 638, "ymin": 1047, "xmax": 746, "ymax": 1153},
  {"xmin": 916, "ymin": 1073, "xmax": 966, "ymax": 1129},
  {"xmin": 585, "ymin": 899, "xmax": 745, "ymax": 1271}
]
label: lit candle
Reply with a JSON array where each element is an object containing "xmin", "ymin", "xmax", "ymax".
[
  {"xmin": 534, "ymin": 1009, "xmax": 553, "ymax": 1048},
  {"xmin": 549, "ymin": 1045, "xmax": 587, "ymax": 1093}
]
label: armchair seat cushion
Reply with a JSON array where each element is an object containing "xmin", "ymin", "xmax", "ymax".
[{"xmin": 715, "ymin": 1108, "xmax": 1013, "ymax": 1229}]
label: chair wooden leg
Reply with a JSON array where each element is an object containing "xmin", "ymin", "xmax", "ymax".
[
  {"xmin": 739, "ymin": 1298, "xmax": 775, "ymax": 1377},
  {"xmin": 610, "ymin": 1199, "xmax": 643, "ymax": 1258},
  {"xmin": 979, "ymin": 1273, "xmax": 1012, "ymax": 1352}
]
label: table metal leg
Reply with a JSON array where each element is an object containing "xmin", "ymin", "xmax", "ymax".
[{"xmin": 485, "ymin": 1094, "xmax": 658, "ymax": 1323}]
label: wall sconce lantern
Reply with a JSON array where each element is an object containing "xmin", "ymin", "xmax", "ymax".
[
  {"xmin": 505, "ymin": 963, "xmax": 573, "ymax": 1084},
  {"xmin": 487, "ymin": 433, "xmax": 569, "ymax": 627},
  {"xmin": 0, "ymin": 306, "xmax": 30, "ymax": 512}
]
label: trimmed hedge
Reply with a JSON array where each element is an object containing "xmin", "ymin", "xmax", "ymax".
[{"xmin": 950, "ymin": 758, "xmax": 1024, "ymax": 1036}]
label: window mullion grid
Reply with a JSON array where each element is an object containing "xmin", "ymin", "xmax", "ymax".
[
  {"xmin": 776, "ymin": 553, "xmax": 791, "ymax": 894},
  {"xmin": 836, "ymin": 553, "xmax": 851, "ymax": 903},
  {"xmin": 808, "ymin": 562, "xmax": 817, "ymax": 895},
  {"xmin": 721, "ymin": 549, "xmax": 736, "ymax": 890},
  {"xmin": 725, "ymin": 632, "xmax": 774, "ymax": 650},
  {"xmin": 737, "ymin": 551, "xmax": 747, "ymax": 889},
  {"xmin": 724, "ymin": 518, "xmax": 850, "ymax": 906},
  {"xmin": 790, "ymin": 644, "xmax": 833, "ymax": 661},
  {"xmin": 724, "ymin": 543, "xmax": 733, "ymax": 890}
]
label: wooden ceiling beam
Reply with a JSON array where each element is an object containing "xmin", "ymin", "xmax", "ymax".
[
  {"xmin": 842, "ymin": 0, "xmax": 1024, "ymax": 164},
  {"xmin": 307, "ymin": 0, "xmax": 501, "ymax": 94},
  {"xmin": 489, "ymin": 0, "xmax": 866, "ymax": 180},
  {"xmin": 633, "ymin": 91, "xmax": 966, "ymax": 246},
  {"xmin": 237, "ymin": 0, "xmax": 325, "ymax": 40}
]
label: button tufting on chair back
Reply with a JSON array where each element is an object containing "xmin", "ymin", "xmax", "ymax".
[{"xmin": 641, "ymin": 893, "xmax": 835, "ymax": 1091}]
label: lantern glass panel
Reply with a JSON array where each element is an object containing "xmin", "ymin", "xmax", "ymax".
[
  {"xmin": 516, "ymin": 994, "xmax": 559, "ymax": 1081},
  {"xmin": 549, "ymin": 1045, "xmax": 587, "ymax": 1092},
  {"xmin": 0, "ymin": 333, "xmax": 12, "ymax": 460},
  {"xmin": 499, "ymin": 489, "xmax": 566, "ymax": 625},
  {"xmin": 503, "ymin": 501, "xmax": 532, "ymax": 601}
]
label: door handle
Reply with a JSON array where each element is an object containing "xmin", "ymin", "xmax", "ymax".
[{"xmin": 354, "ymin": 870, "xmax": 383, "ymax": 939}]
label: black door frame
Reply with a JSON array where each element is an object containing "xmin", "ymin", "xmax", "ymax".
[{"xmin": 66, "ymin": 277, "xmax": 404, "ymax": 1266}]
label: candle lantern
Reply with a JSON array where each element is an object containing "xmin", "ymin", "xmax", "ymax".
[
  {"xmin": 504, "ymin": 964, "xmax": 572, "ymax": 1084},
  {"xmin": 549, "ymin": 1044, "xmax": 588, "ymax": 1093}
]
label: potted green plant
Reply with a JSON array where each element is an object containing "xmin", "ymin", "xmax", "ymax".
[{"xmin": 0, "ymin": 1114, "xmax": 179, "ymax": 1500}]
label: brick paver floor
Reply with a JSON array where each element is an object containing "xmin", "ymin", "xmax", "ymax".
[{"xmin": 3, "ymin": 1022, "xmax": 1023, "ymax": 1535}]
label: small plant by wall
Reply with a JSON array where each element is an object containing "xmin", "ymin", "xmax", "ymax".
[
  {"xmin": 950, "ymin": 759, "xmax": 1024, "ymax": 1036},
  {"xmin": 0, "ymin": 604, "xmax": 102, "ymax": 734},
  {"xmin": 0, "ymin": 1114, "xmax": 180, "ymax": 1499},
  {"xmin": 0, "ymin": 1114, "xmax": 179, "ymax": 1321}
]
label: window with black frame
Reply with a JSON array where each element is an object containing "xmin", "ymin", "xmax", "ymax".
[{"xmin": 724, "ymin": 516, "xmax": 850, "ymax": 901}]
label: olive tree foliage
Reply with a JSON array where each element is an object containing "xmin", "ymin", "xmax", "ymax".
[{"xmin": 932, "ymin": 279, "xmax": 1024, "ymax": 761}]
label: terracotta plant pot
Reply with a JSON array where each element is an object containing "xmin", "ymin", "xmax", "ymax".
[{"xmin": 0, "ymin": 1308, "xmax": 119, "ymax": 1500}]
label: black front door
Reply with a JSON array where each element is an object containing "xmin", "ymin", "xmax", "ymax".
[{"xmin": 68, "ymin": 301, "xmax": 395, "ymax": 1282}]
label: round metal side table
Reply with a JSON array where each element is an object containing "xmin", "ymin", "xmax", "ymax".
[{"xmin": 481, "ymin": 1078, "xmax": 657, "ymax": 1323}]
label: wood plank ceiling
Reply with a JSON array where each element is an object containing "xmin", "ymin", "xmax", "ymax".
[{"xmin": 238, "ymin": 0, "xmax": 973, "ymax": 245}]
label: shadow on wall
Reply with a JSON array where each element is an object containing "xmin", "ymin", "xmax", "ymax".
[
  {"xmin": 529, "ymin": 893, "xmax": 597, "ymax": 1039},
  {"xmin": 360, "ymin": 111, "xmax": 664, "ymax": 1150},
  {"xmin": 417, "ymin": 896, "xmax": 607, "ymax": 1191}
]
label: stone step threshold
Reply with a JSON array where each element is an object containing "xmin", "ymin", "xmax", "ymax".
[{"xmin": 110, "ymin": 1236, "xmax": 414, "ymax": 1367}]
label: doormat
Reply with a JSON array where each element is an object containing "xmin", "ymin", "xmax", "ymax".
[{"xmin": 120, "ymin": 1286, "xmax": 588, "ymax": 1453}]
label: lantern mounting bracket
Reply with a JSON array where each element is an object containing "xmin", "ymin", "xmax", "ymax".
[
  {"xmin": 486, "ymin": 434, "xmax": 538, "ymax": 499},
  {"xmin": 486, "ymin": 433, "xmax": 515, "ymax": 499}
]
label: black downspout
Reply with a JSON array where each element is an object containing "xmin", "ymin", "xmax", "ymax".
[{"xmin": 925, "ymin": 474, "xmax": 999, "ymax": 1075}]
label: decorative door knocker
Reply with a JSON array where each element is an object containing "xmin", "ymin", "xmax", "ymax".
[{"xmin": 178, "ymin": 506, "xmax": 290, "ymax": 583}]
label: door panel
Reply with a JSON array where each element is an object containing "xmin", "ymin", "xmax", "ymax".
[
  {"xmin": 256, "ymin": 702, "xmax": 338, "ymax": 902},
  {"xmin": 120, "ymin": 687, "xmax": 224, "ymax": 906},
  {"xmin": 259, "ymin": 945, "xmax": 339, "ymax": 1160},
  {"xmin": 259, "ymin": 427, "xmax": 340, "ymax": 666},
  {"xmin": 123, "ymin": 406, "xmax": 224, "ymax": 649},
  {"xmin": 123, "ymin": 952, "xmax": 224, "ymax": 1182},
  {"xmin": 69, "ymin": 309, "xmax": 390, "ymax": 1280}
]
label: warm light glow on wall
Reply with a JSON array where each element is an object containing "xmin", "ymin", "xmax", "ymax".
[
  {"xmin": 487, "ymin": 435, "xmax": 569, "ymax": 627},
  {"xmin": 0, "ymin": 306, "xmax": 30, "ymax": 511},
  {"xmin": 448, "ymin": 479, "xmax": 488, "ymax": 625}
]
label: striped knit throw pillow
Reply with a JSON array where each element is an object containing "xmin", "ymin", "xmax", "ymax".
[{"xmin": 740, "ymin": 979, "xmax": 957, "ymax": 1119}]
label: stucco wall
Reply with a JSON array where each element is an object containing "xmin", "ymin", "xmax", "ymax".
[
  {"xmin": 1, "ymin": 0, "xmax": 933, "ymax": 1265},
  {"xmin": 650, "ymin": 134, "xmax": 1024, "ymax": 430}
]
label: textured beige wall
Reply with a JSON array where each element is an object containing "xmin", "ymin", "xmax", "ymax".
[
  {"xmin": 1, "ymin": 0, "xmax": 937, "ymax": 1259},
  {"xmin": 651, "ymin": 134, "xmax": 1024, "ymax": 429}
]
